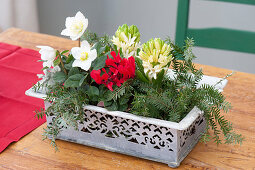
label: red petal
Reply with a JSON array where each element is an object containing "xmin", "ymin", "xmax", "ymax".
[
  {"xmin": 109, "ymin": 67, "xmax": 118, "ymax": 76},
  {"xmin": 101, "ymin": 73, "xmax": 109, "ymax": 81},
  {"xmin": 111, "ymin": 51, "xmax": 121, "ymax": 63},
  {"xmin": 90, "ymin": 70, "xmax": 102, "ymax": 84},
  {"xmin": 110, "ymin": 51, "xmax": 116, "ymax": 58},
  {"xmin": 106, "ymin": 82, "xmax": 114, "ymax": 91},
  {"xmin": 106, "ymin": 58, "xmax": 117, "ymax": 67}
]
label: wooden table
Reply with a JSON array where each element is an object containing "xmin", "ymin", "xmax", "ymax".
[{"xmin": 0, "ymin": 28, "xmax": 255, "ymax": 169}]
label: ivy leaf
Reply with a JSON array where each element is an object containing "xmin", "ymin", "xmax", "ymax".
[
  {"xmin": 61, "ymin": 50, "xmax": 69, "ymax": 55},
  {"xmin": 103, "ymin": 100, "xmax": 113, "ymax": 107},
  {"xmin": 55, "ymin": 50, "xmax": 60, "ymax": 57},
  {"xmin": 42, "ymin": 66, "xmax": 49, "ymax": 70},
  {"xmin": 53, "ymin": 72, "xmax": 67, "ymax": 83},
  {"xmin": 53, "ymin": 57, "xmax": 60, "ymax": 67},
  {"xmin": 104, "ymin": 90, "xmax": 113, "ymax": 101},
  {"xmin": 99, "ymin": 46, "xmax": 106, "ymax": 55},
  {"xmin": 79, "ymin": 74, "xmax": 87, "ymax": 86},
  {"xmin": 87, "ymin": 86, "xmax": 99, "ymax": 97},
  {"xmin": 64, "ymin": 74, "xmax": 86, "ymax": 88},
  {"xmin": 106, "ymin": 102, "xmax": 118, "ymax": 111},
  {"xmin": 68, "ymin": 67, "xmax": 80, "ymax": 77},
  {"xmin": 64, "ymin": 61, "xmax": 74, "ymax": 70},
  {"xmin": 66, "ymin": 54, "xmax": 74, "ymax": 64},
  {"xmin": 119, "ymin": 96, "xmax": 130, "ymax": 105},
  {"xmin": 91, "ymin": 42, "xmax": 101, "ymax": 54},
  {"xmin": 118, "ymin": 104, "xmax": 128, "ymax": 111},
  {"xmin": 91, "ymin": 55, "xmax": 107, "ymax": 70}
]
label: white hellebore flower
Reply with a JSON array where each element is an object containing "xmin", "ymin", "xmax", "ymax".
[
  {"xmin": 71, "ymin": 41, "xmax": 97, "ymax": 71},
  {"xmin": 37, "ymin": 46, "xmax": 56, "ymax": 68},
  {"xmin": 61, "ymin": 11, "xmax": 88, "ymax": 40}
]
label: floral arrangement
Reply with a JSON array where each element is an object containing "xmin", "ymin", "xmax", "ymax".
[{"xmin": 35, "ymin": 11, "xmax": 243, "ymax": 149}]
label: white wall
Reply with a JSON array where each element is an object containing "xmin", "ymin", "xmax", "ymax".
[
  {"xmin": 37, "ymin": 0, "xmax": 255, "ymax": 73},
  {"xmin": 0, "ymin": 0, "xmax": 39, "ymax": 32}
]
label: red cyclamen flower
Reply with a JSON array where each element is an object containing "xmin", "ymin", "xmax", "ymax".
[{"xmin": 90, "ymin": 51, "xmax": 135, "ymax": 91}]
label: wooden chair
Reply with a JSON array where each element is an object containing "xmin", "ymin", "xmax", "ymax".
[{"xmin": 175, "ymin": 0, "xmax": 255, "ymax": 54}]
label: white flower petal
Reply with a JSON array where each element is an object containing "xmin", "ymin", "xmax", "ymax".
[
  {"xmin": 71, "ymin": 47, "xmax": 81, "ymax": 59},
  {"xmin": 65, "ymin": 17, "xmax": 74, "ymax": 28},
  {"xmin": 61, "ymin": 11, "xmax": 88, "ymax": 40},
  {"xmin": 51, "ymin": 66, "xmax": 61, "ymax": 73},
  {"xmin": 75, "ymin": 11, "xmax": 85, "ymax": 21},
  {"xmin": 37, "ymin": 46, "xmax": 56, "ymax": 62},
  {"xmin": 153, "ymin": 73, "xmax": 157, "ymax": 80},
  {"xmin": 121, "ymin": 32, "xmax": 128, "ymax": 42},
  {"xmin": 70, "ymin": 34, "xmax": 80, "ymax": 41},
  {"xmin": 80, "ymin": 61, "xmax": 92, "ymax": 71},
  {"xmin": 81, "ymin": 40, "xmax": 90, "ymax": 49},
  {"xmin": 81, "ymin": 18, "xmax": 88, "ymax": 32},
  {"xmin": 89, "ymin": 49, "xmax": 97, "ymax": 61},
  {"xmin": 41, "ymin": 53, "xmax": 50, "ymax": 60},
  {"xmin": 37, "ymin": 46, "xmax": 54, "ymax": 51},
  {"xmin": 43, "ymin": 60, "xmax": 52, "ymax": 68},
  {"xmin": 72, "ymin": 60, "xmax": 82, "ymax": 68},
  {"xmin": 61, "ymin": 29, "xmax": 71, "ymax": 36}
]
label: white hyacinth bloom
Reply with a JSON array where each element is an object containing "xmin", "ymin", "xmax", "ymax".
[
  {"xmin": 71, "ymin": 41, "xmax": 97, "ymax": 71},
  {"xmin": 112, "ymin": 33, "xmax": 140, "ymax": 58},
  {"xmin": 138, "ymin": 38, "xmax": 172, "ymax": 80},
  {"xmin": 61, "ymin": 11, "xmax": 88, "ymax": 40},
  {"xmin": 143, "ymin": 61, "xmax": 163, "ymax": 80},
  {"xmin": 37, "ymin": 46, "xmax": 56, "ymax": 68}
]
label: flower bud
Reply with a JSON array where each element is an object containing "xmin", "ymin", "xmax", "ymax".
[
  {"xmin": 112, "ymin": 24, "xmax": 141, "ymax": 58},
  {"xmin": 138, "ymin": 38, "xmax": 173, "ymax": 80}
]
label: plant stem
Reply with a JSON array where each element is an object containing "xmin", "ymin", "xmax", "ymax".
[{"xmin": 59, "ymin": 54, "xmax": 67, "ymax": 75}]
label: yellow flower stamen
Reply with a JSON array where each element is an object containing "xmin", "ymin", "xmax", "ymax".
[
  {"xmin": 80, "ymin": 52, "xmax": 88, "ymax": 61},
  {"xmin": 71, "ymin": 21, "xmax": 84, "ymax": 34}
]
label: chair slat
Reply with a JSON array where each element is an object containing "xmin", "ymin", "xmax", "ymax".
[
  {"xmin": 175, "ymin": 0, "xmax": 190, "ymax": 46},
  {"xmin": 187, "ymin": 28, "xmax": 255, "ymax": 54},
  {"xmin": 208, "ymin": 0, "xmax": 255, "ymax": 5}
]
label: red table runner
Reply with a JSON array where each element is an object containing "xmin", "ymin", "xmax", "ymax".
[{"xmin": 0, "ymin": 43, "xmax": 45, "ymax": 153}]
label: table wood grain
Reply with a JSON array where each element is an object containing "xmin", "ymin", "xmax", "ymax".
[{"xmin": 0, "ymin": 28, "xmax": 255, "ymax": 170}]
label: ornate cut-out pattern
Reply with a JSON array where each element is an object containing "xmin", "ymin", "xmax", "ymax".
[
  {"xmin": 179, "ymin": 114, "xmax": 205, "ymax": 148},
  {"xmin": 47, "ymin": 108, "xmax": 205, "ymax": 154},
  {"xmin": 77, "ymin": 109, "xmax": 176, "ymax": 152}
]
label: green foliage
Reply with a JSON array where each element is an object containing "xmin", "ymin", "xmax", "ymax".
[
  {"xmin": 35, "ymin": 108, "xmax": 45, "ymax": 119},
  {"xmin": 91, "ymin": 55, "xmax": 107, "ymax": 70},
  {"xmin": 64, "ymin": 74, "xmax": 87, "ymax": 88},
  {"xmin": 132, "ymin": 38, "xmax": 244, "ymax": 145},
  {"xmin": 35, "ymin": 33, "xmax": 243, "ymax": 151},
  {"xmin": 80, "ymin": 30, "xmax": 99, "ymax": 45},
  {"xmin": 100, "ymin": 81, "xmax": 133, "ymax": 112},
  {"xmin": 135, "ymin": 57, "xmax": 149, "ymax": 84},
  {"xmin": 53, "ymin": 57, "xmax": 61, "ymax": 67},
  {"xmin": 68, "ymin": 67, "xmax": 80, "ymax": 77},
  {"xmin": 38, "ymin": 83, "xmax": 90, "ymax": 150},
  {"xmin": 32, "ymin": 81, "xmax": 45, "ymax": 92},
  {"xmin": 53, "ymin": 72, "xmax": 66, "ymax": 83}
]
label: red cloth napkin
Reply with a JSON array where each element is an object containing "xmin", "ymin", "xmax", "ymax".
[{"xmin": 0, "ymin": 43, "xmax": 45, "ymax": 153}]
